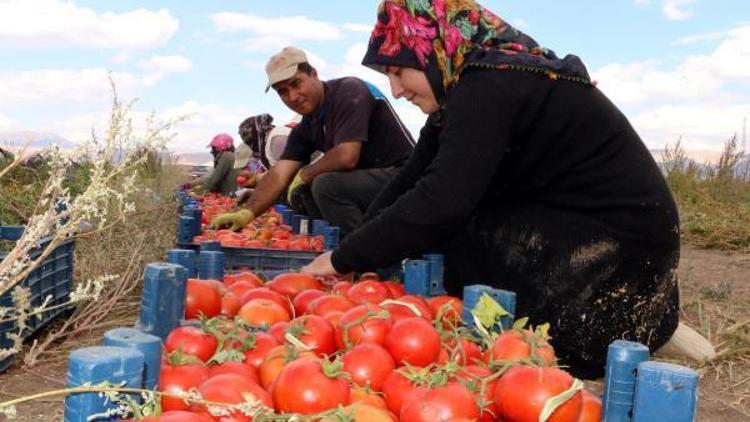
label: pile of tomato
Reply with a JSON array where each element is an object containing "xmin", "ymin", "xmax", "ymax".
[
  {"xmin": 132, "ymin": 271, "xmax": 603, "ymax": 421},
  {"xmin": 191, "ymin": 194, "xmax": 324, "ymax": 251}
]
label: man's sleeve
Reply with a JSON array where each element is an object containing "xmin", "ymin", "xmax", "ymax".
[
  {"xmin": 331, "ymin": 79, "xmax": 375, "ymax": 144},
  {"xmin": 279, "ymin": 124, "xmax": 315, "ymax": 164}
]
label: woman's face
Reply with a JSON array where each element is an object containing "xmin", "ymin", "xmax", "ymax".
[{"xmin": 385, "ymin": 66, "xmax": 439, "ymax": 114}]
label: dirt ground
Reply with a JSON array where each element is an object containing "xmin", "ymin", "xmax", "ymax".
[{"xmin": 0, "ymin": 244, "xmax": 748, "ymax": 421}]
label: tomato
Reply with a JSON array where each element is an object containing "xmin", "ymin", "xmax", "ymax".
[
  {"xmin": 427, "ymin": 295, "xmax": 463, "ymax": 327},
  {"xmin": 152, "ymin": 411, "xmax": 213, "ymax": 422},
  {"xmin": 238, "ymin": 298, "xmax": 290, "ymax": 327},
  {"xmin": 346, "ymin": 280, "xmax": 390, "ymax": 305},
  {"xmin": 578, "ymin": 390, "xmax": 602, "ymax": 422},
  {"xmin": 306, "ymin": 294, "xmax": 356, "ymax": 318},
  {"xmin": 220, "ymin": 292, "xmax": 241, "ymax": 317},
  {"xmin": 319, "ymin": 403, "xmax": 397, "ymax": 422},
  {"xmin": 381, "ymin": 295, "xmax": 433, "ymax": 322},
  {"xmin": 185, "ymin": 278, "xmax": 222, "ymax": 319},
  {"xmin": 239, "ymin": 287, "xmax": 293, "ymax": 316},
  {"xmin": 494, "ymin": 366, "xmax": 583, "ymax": 422},
  {"xmin": 487, "ymin": 330, "xmax": 556, "ymax": 366},
  {"xmin": 349, "ymin": 387, "xmax": 388, "ymax": 409},
  {"xmin": 292, "ymin": 289, "xmax": 327, "ymax": 315},
  {"xmin": 243, "ymin": 239, "xmax": 265, "ymax": 248},
  {"xmin": 331, "ymin": 281, "xmax": 353, "ymax": 296},
  {"xmin": 381, "ymin": 368, "xmax": 426, "ymax": 415},
  {"xmin": 258, "ymin": 345, "xmax": 317, "ymax": 389},
  {"xmin": 384, "ymin": 317, "xmax": 441, "ymax": 367},
  {"xmin": 192, "ymin": 374, "xmax": 273, "ymax": 421},
  {"xmin": 272, "ymin": 358, "xmax": 350, "ymax": 415},
  {"xmin": 242, "ymin": 332, "xmax": 279, "ymax": 368},
  {"xmin": 381, "ymin": 281, "xmax": 406, "ymax": 298},
  {"xmin": 208, "ymin": 361, "xmax": 259, "ymax": 385},
  {"xmin": 267, "ymin": 321, "xmax": 289, "ymax": 344},
  {"xmin": 284, "ymin": 314, "xmax": 336, "ymax": 357},
  {"xmin": 228, "ymin": 281, "xmax": 263, "ymax": 300},
  {"xmin": 342, "ymin": 343, "xmax": 396, "ymax": 391},
  {"xmin": 400, "ymin": 381, "xmax": 481, "ymax": 422},
  {"xmin": 224, "ymin": 271, "xmax": 265, "ymax": 287},
  {"xmin": 164, "ymin": 327, "xmax": 218, "ymax": 362},
  {"xmin": 267, "ymin": 273, "xmax": 322, "ymax": 298},
  {"xmin": 323, "ymin": 310, "xmax": 344, "ymax": 327},
  {"xmin": 335, "ymin": 304, "xmax": 393, "ymax": 350},
  {"xmin": 358, "ymin": 272, "xmax": 381, "ymax": 281},
  {"xmin": 159, "ymin": 363, "xmax": 209, "ymax": 411},
  {"xmin": 444, "ymin": 337, "xmax": 484, "ymax": 366},
  {"xmin": 452, "ymin": 365, "xmax": 497, "ymax": 421}
]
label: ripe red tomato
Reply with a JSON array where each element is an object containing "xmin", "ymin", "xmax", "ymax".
[
  {"xmin": 239, "ymin": 287, "xmax": 293, "ymax": 316},
  {"xmin": 151, "ymin": 411, "xmax": 213, "ymax": 422},
  {"xmin": 267, "ymin": 273, "xmax": 323, "ymax": 298},
  {"xmin": 444, "ymin": 337, "xmax": 484, "ymax": 366},
  {"xmin": 452, "ymin": 365, "xmax": 497, "ymax": 421},
  {"xmin": 342, "ymin": 343, "xmax": 396, "ymax": 391},
  {"xmin": 427, "ymin": 295, "xmax": 463, "ymax": 327},
  {"xmin": 185, "ymin": 278, "xmax": 221, "ymax": 319},
  {"xmin": 381, "ymin": 281, "xmax": 406, "ymax": 298},
  {"xmin": 335, "ymin": 304, "xmax": 393, "ymax": 350},
  {"xmin": 223, "ymin": 271, "xmax": 264, "ymax": 287},
  {"xmin": 487, "ymin": 330, "xmax": 556, "ymax": 366},
  {"xmin": 284, "ymin": 314, "xmax": 336, "ymax": 357},
  {"xmin": 381, "ymin": 368, "xmax": 426, "ymax": 415},
  {"xmin": 242, "ymin": 332, "xmax": 279, "ymax": 368},
  {"xmin": 578, "ymin": 390, "xmax": 603, "ymax": 422},
  {"xmin": 159, "ymin": 363, "xmax": 209, "ymax": 411},
  {"xmin": 228, "ymin": 281, "xmax": 263, "ymax": 300},
  {"xmin": 306, "ymin": 294, "xmax": 356, "ymax": 318},
  {"xmin": 292, "ymin": 289, "xmax": 327, "ymax": 315},
  {"xmin": 384, "ymin": 317, "xmax": 441, "ymax": 367},
  {"xmin": 495, "ymin": 366, "xmax": 583, "ymax": 422},
  {"xmin": 400, "ymin": 381, "xmax": 481, "ymax": 422},
  {"xmin": 258, "ymin": 345, "xmax": 318, "ymax": 390},
  {"xmin": 319, "ymin": 403, "xmax": 396, "ymax": 421},
  {"xmin": 192, "ymin": 373, "xmax": 272, "ymax": 420},
  {"xmin": 238, "ymin": 298, "xmax": 291, "ymax": 327},
  {"xmin": 331, "ymin": 281, "xmax": 353, "ymax": 296},
  {"xmin": 349, "ymin": 386, "xmax": 389, "ymax": 409},
  {"xmin": 164, "ymin": 327, "xmax": 218, "ymax": 362},
  {"xmin": 267, "ymin": 321, "xmax": 289, "ymax": 344},
  {"xmin": 346, "ymin": 280, "xmax": 390, "ymax": 305},
  {"xmin": 381, "ymin": 295, "xmax": 433, "ymax": 322},
  {"xmin": 272, "ymin": 358, "xmax": 350, "ymax": 415},
  {"xmin": 207, "ymin": 361, "xmax": 259, "ymax": 384},
  {"xmin": 220, "ymin": 292, "xmax": 241, "ymax": 317}
]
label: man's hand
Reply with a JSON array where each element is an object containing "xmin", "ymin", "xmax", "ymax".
[
  {"xmin": 210, "ymin": 209, "xmax": 255, "ymax": 231},
  {"xmin": 300, "ymin": 251, "xmax": 337, "ymax": 276},
  {"xmin": 286, "ymin": 169, "xmax": 307, "ymax": 204}
]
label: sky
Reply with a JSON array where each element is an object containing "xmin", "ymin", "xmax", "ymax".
[{"xmin": 1, "ymin": 0, "xmax": 749, "ymax": 157}]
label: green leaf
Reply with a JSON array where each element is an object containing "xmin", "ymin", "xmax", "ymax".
[
  {"xmin": 471, "ymin": 293, "xmax": 509, "ymax": 330},
  {"xmin": 512, "ymin": 317, "xmax": 529, "ymax": 331}
]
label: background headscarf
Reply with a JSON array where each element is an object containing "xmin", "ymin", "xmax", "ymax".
[
  {"xmin": 362, "ymin": 0, "xmax": 592, "ymax": 99},
  {"xmin": 238, "ymin": 114, "xmax": 275, "ymax": 155}
]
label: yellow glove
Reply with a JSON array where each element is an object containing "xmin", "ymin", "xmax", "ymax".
[
  {"xmin": 210, "ymin": 209, "xmax": 255, "ymax": 231},
  {"xmin": 286, "ymin": 170, "xmax": 307, "ymax": 204}
]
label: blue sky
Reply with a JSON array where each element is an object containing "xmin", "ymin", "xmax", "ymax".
[{"xmin": 1, "ymin": 0, "xmax": 749, "ymax": 160}]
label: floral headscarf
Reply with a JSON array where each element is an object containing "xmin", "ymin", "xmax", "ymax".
[{"xmin": 362, "ymin": 0, "xmax": 591, "ymax": 95}]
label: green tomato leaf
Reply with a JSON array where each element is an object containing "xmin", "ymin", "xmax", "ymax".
[{"xmin": 471, "ymin": 293, "xmax": 509, "ymax": 330}]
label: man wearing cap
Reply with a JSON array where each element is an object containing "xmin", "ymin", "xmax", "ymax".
[{"xmin": 211, "ymin": 46, "xmax": 415, "ymax": 236}]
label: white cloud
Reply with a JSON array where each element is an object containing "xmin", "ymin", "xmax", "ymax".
[
  {"xmin": 0, "ymin": 69, "xmax": 140, "ymax": 105},
  {"xmin": 0, "ymin": 0, "xmax": 178, "ymax": 49},
  {"xmin": 663, "ymin": 0, "xmax": 699, "ymax": 21},
  {"xmin": 211, "ymin": 13, "xmax": 340, "ymax": 52},
  {"xmin": 0, "ymin": 113, "xmax": 14, "ymax": 131},
  {"xmin": 139, "ymin": 55, "xmax": 193, "ymax": 86},
  {"xmin": 594, "ymin": 23, "xmax": 750, "ymax": 151},
  {"xmin": 342, "ymin": 23, "xmax": 372, "ymax": 33}
]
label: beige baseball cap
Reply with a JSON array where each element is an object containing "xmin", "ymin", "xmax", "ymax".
[{"xmin": 265, "ymin": 46, "xmax": 308, "ymax": 92}]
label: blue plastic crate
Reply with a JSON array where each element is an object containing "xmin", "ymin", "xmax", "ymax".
[
  {"xmin": 0, "ymin": 226, "xmax": 75, "ymax": 372},
  {"xmin": 176, "ymin": 241, "xmax": 321, "ymax": 271}
]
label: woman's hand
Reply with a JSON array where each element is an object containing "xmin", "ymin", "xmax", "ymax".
[{"xmin": 301, "ymin": 251, "xmax": 337, "ymax": 276}]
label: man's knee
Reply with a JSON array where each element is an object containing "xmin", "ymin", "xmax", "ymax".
[{"xmin": 311, "ymin": 172, "xmax": 345, "ymax": 202}]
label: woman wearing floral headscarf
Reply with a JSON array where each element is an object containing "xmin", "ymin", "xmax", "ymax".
[{"xmin": 302, "ymin": 0, "xmax": 684, "ymax": 377}]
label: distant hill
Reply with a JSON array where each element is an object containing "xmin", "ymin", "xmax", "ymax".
[{"xmin": 0, "ymin": 131, "xmax": 74, "ymax": 148}]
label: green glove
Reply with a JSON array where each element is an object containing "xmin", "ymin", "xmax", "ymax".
[
  {"xmin": 287, "ymin": 170, "xmax": 307, "ymax": 204},
  {"xmin": 210, "ymin": 209, "xmax": 255, "ymax": 231}
]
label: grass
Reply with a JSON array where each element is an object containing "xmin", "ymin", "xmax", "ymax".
[{"xmin": 663, "ymin": 135, "xmax": 750, "ymax": 252}]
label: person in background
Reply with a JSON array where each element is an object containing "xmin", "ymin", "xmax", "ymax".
[
  {"xmin": 188, "ymin": 133, "xmax": 238, "ymax": 196},
  {"xmin": 299, "ymin": 0, "xmax": 700, "ymax": 378},
  {"xmin": 211, "ymin": 46, "xmax": 415, "ymax": 236}
]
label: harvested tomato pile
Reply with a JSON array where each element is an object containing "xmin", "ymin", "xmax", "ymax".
[
  {"xmin": 149, "ymin": 271, "xmax": 603, "ymax": 421},
  {"xmin": 191, "ymin": 194, "xmax": 324, "ymax": 251}
]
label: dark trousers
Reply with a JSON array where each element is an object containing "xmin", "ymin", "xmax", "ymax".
[{"xmin": 292, "ymin": 167, "xmax": 401, "ymax": 237}]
